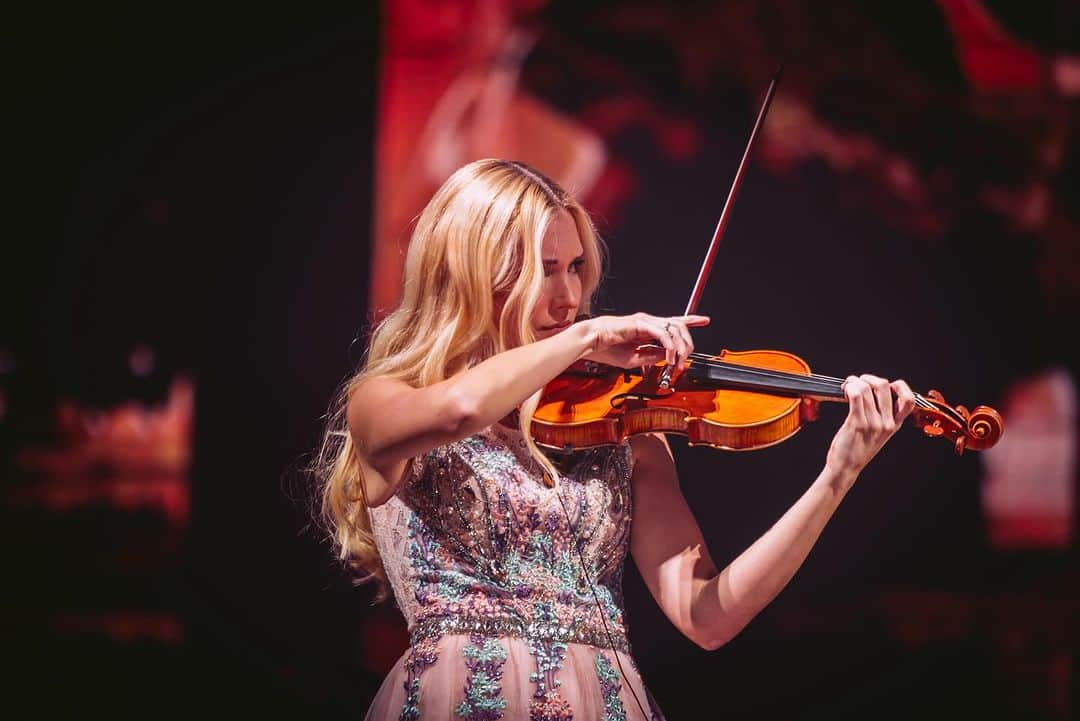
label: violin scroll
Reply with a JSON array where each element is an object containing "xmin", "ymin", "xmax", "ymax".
[{"xmin": 911, "ymin": 389, "xmax": 1004, "ymax": 455}]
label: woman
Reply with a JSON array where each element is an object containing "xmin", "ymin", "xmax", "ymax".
[{"xmin": 315, "ymin": 158, "xmax": 916, "ymax": 720}]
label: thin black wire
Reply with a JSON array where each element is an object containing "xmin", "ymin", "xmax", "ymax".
[{"xmin": 554, "ymin": 474, "xmax": 650, "ymax": 721}]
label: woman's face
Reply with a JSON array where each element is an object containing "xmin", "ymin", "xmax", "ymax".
[{"xmin": 531, "ymin": 211, "xmax": 585, "ymax": 340}]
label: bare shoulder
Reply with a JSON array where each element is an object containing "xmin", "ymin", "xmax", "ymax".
[
  {"xmin": 344, "ymin": 372, "xmax": 467, "ymax": 503},
  {"xmin": 345, "ymin": 375, "xmax": 418, "ymax": 459},
  {"xmin": 345, "ymin": 375, "xmax": 420, "ymax": 506},
  {"xmin": 346, "ymin": 374, "xmax": 414, "ymax": 427}
]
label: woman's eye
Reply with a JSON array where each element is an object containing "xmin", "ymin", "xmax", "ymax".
[{"xmin": 543, "ymin": 260, "xmax": 584, "ymax": 277}]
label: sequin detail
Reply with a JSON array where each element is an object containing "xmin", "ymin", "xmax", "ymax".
[
  {"xmin": 594, "ymin": 651, "xmax": 627, "ymax": 721},
  {"xmin": 454, "ymin": 636, "xmax": 508, "ymax": 720},
  {"xmin": 371, "ymin": 423, "xmax": 634, "ymax": 653},
  {"xmin": 527, "ymin": 603, "xmax": 573, "ymax": 721},
  {"xmin": 398, "ymin": 637, "xmax": 439, "ymax": 721},
  {"xmin": 364, "ymin": 422, "xmax": 650, "ymax": 718},
  {"xmin": 410, "ymin": 614, "xmax": 629, "ymax": 654},
  {"xmin": 527, "ymin": 638, "xmax": 573, "ymax": 721}
]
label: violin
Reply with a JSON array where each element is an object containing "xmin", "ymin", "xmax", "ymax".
[
  {"xmin": 534, "ymin": 352, "xmax": 1003, "ymax": 456},
  {"xmin": 533, "ymin": 65, "xmax": 1004, "ymax": 458}
]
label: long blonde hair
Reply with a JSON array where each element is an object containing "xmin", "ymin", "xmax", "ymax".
[{"xmin": 313, "ymin": 159, "xmax": 605, "ymax": 587}]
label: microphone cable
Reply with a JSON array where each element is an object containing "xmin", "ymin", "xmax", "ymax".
[{"xmin": 554, "ymin": 469, "xmax": 650, "ymax": 721}]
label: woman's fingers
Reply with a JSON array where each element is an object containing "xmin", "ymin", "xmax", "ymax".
[
  {"xmin": 860, "ymin": 374, "xmax": 894, "ymax": 431},
  {"xmin": 664, "ymin": 315, "xmax": 707, "ymax": 367},
  {"xmin": 634, "ymin": 314, "xmax": 694, "ymax": 368},
  {"xmin": 891, "ymin": 379, "xmax": 917, "ymax": 424},
  {"xmin": 635, "ymin": 314, "xmax": 678, "ymax": 367},
  {"xmin": 655, "ymin": 317, "xmax": 679, "ymax": 368},
  {"xmin": 671, "ymin": 315, "xmax": 707, "ymax": 367},
  {"xmin": 843, "ymin": 375, "xmax": 871, "ymax": 428},
  {"xmin": 675, "ymin": 325, "xmax": 694, "ymax": 367},
  {"xmin": 592, "ymin": 312, "xmax": 709, "ymax": 369},
  {"xmin": 680, "ymin": 314, "xmax": 711, "ymax": 328},
  {"xmin": 849, "ymin": 374, "xmax": 915, "ymax": 437},
  {"xmin": 663, "ymin": 317, "xmax": 694, "ymax": 368},
  {"xmin": 833, "ymin": 373, "xmax": 914, "ymax": 477}
]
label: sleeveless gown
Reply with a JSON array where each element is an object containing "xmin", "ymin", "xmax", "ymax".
[{"xmin": 365, "ymin": 421, "xmax": 665, "ymax": 720}]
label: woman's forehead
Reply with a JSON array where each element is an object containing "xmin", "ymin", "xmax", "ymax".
[{"xmin": 541, "ymin": 211, "xmax": 583, "ymax": 258}]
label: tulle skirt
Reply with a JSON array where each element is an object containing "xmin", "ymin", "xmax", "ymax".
[{"xmin": 364, "ymin": 634, "xmax": 663, "ymax": 720}]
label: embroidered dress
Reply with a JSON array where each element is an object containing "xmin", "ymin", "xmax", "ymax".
[{"xmin": 365, "ymin": 422, "xmax": 664, "ymax": 721}]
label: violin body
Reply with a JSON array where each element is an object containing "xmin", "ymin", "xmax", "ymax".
[
  {"xmin": 533, "ymin": 350, "xmax": 1004, "ymax": 455},
  {"xmin": 534, "ymin": 350, "xmax": 816, "ymax": 451}
]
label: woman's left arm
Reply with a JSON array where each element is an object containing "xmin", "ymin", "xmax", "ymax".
[{"xmin": 629, "ymin": 374, "xmax": 916, "ymax": 650}]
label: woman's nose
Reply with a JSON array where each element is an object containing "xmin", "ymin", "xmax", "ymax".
[{"xmin": 552, "ymin": 274, "xmax": 578, "ymax": 309}]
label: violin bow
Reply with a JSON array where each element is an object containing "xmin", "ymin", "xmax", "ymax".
[
  {"xmin": 653, "ymin": 65, "xmax": 1003, "ymax": 455},
  {"xmin": 659, "ymin": 63, "xmax": 784, "ymax": 389}
]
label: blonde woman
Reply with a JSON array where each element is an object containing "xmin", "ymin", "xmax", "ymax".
[{"xmin": 316, "ymin": 158, "xmax": 916, "ymax": 720}]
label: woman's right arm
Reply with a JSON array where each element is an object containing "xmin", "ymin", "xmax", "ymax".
[{"xmin": 347, "ymin": 313, "xmax": 708, "ymax": 506}]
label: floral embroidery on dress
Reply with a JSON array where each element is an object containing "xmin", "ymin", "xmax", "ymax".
[
  {"xmin": 365, "ymin": 423, "xmax": 660, "ymax": 719},
  {"xmin": 594, "ymin": 651, "xmax": 628, "ymax": 721},
  {"xmin": 455, "ymin": 636, "xmax": 509, "ymax": 720},
  {"xmin": 527, "ymin": 603, "xmax": 573, "ymax": 721},
  {"xmin": 398, "ymin": 637, "xmax": 440, "ymax": 721},
  {"xmin": 384, "ymin": 426, "xmax": 633, "ymax": 648}
]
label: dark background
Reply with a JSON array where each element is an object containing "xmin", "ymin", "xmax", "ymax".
[
  {"xmin": 4, "ymin": 3, "xmax": 1077, "ymax": 720},
  {"xmin": 6, "ymin": 5, "xmax": 381, "ymax": 718}
]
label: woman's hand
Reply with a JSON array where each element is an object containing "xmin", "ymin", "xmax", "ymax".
[
  {"xmin": 580, "ymin": 313, "xmax": 710, "ymax": 369},
  {"xmin": 825, "ymin": 374, "xmax": 918, "ymax": 483}
]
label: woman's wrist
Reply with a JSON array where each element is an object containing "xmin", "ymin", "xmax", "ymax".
[
  {"xmin": 819, "ymin": 462, "xmax": 859, "ymax": 495},
  {"xmin": 572, "ymin": 318, "xmax": 600, "ymax": 360}
]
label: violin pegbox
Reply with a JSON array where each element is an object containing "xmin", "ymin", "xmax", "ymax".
[{"xmin": 911, "ymin": 389, "xmax": 1004, "ymax": 455}]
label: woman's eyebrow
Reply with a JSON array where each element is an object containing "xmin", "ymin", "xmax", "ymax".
[{"xmin": 543, "ymin": 255, "xmax": 585, "ymax": 265}]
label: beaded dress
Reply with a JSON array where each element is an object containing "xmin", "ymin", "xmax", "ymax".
[{"xmin": 365, "ymin": 421, "xmax": 664, "ymax": 720}]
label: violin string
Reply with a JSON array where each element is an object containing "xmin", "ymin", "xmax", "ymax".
[
  {"xmin": 682, "ymin": 353, "xmax": 937, "ymax": 401},
  {"xmin": 585, "ymin": 352, "xmax": 836, "ymax": 394},
  {"xmin": 643, "ymin": 348, "xmax": 847, "ymax": 385},
  {"xmin": 679, "ymin": 355, "xmax": 847, "ymax": 393},
  {"xmin": 685, "ymin": 353, "xmax": 848, "ymax": 383},
  {"xmin": 637, "ymin": 348, "xmax": 943, "ymax": 411},
  {"xmin": 683, "ymin": 353, "xmax": 894, "ymax": 385},
  {"xmin": 683, "ymin": 353, "xmax": 843, "ymax": 382},
  {"xmin": 684, "ymin": 354, "xmax": 941, "ymax": 409},
  {"xmin": 678, "ymin": 354, "xmax": 939, "ymax": 411}
]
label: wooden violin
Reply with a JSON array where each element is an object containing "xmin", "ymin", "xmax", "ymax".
[
  {"xmin": 533, "ymin": 353, "xmax": 1003, "ymax": 455},
  {"xmin": 533, "ymin": 65, "xmax": 1004, "ymax": 457}
]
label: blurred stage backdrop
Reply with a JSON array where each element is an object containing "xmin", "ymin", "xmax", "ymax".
[{"xmin": 4, "ymin": 1, "xmax": 1079, "ymax": 719}]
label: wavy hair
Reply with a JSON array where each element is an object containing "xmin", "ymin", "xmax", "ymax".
[{"xmin": 313, "ymin": 159, "xmax": 605, "ymax": 588}]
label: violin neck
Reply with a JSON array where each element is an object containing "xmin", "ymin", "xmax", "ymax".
[{"xmin": 685, "ymin": 360, "xmax": 847, "ymax": 401}]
